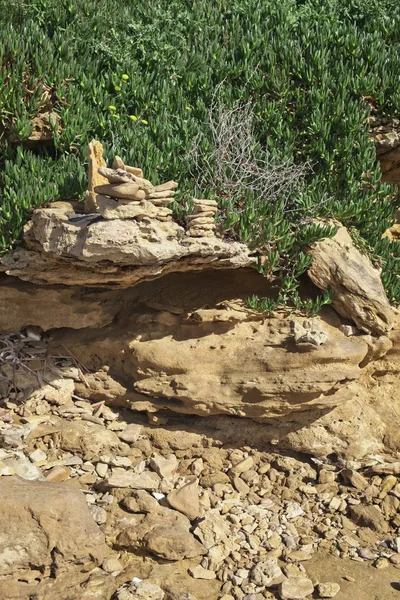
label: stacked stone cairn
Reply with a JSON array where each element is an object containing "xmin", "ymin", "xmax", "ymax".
[
  {"xmin": 186, "ymin": 198, "xmax": 218, "ymax": 237},
  {"xmin": 93, "ymin": 156, "xmax": 178, "ymax": 222},
  {"xmin": 85, "ymin": 140, "xmax": 219, "ymax": 236}
]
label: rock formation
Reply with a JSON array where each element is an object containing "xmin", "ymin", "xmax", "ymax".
[
  {"xmin": 308, "ymin": 224, "xmax": 395, "ymax": 336},
  {"xmin": 0, "ymin": 139, "xmax": 399, "ymax": 465}
]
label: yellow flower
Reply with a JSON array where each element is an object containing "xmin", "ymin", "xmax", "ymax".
[
  {"xmin": 129, "ymin": 115, "xmax": 138, "ymax": 121},
  {"xmin": 185, "ymin": 105, "xmax": 191, "ymax": 110},
  {"xmin": 141, "ymin": 119, "xmax": 148, "ymax": 125},
  {"xmin": 122, "ymin": 74, "xmax": 129, "ymax": 80},
  {"xmin": 111, "ymin": 114, "xmax": 120, "ymax": 119},
  {"xmin": 108, "ymin": 105, "xmax": 116, "ymax": 111},
  {"xmin": 114, "ymin": 85, "xmax": 121, "ymax": 91}
]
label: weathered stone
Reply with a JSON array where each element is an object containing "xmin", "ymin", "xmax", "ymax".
[
  {"xmin": 121, "ymin": 490, "xmax": 161, "ymax": 513},
  {"xmin": 348, "ymin": 504, "xmax": 389, "ymax": 533},
  {"xmin": 341, "ymin": 468, "xmax": 369, "ymax": 490},
  {"xmin": 294, "ymin": 319, "xmax": 328, "ymax": 346},
  {"xmin": 97, "ymin": 196, "xmax": 161, "ymax": 220},
  {"xmin": 144, "ymin": 525, "xmax": 205, "ymax": 561},
  {"xmin": 279, "ymin": 577, "xmax": 314, "ymax": 600},
  {"xmin": 167, "ymin": 478, "xmax": 200, "ymax": 520},
  {"xmin": 0, "ymin": 477, "xmax": 108, "ymax": 597},
  {"xmin": 85, "ymin": 139, "xmax": 108, "ymax": 213},
  {"xmin": 118, "ymin": 423, "xmax": 143, "ymax": 444},
  {"xmin": 308, "ymin": 224, "xmax": 394, "ymax": 335},
  {"xmin": 1, "ymin": 210, "xmax": 252, "ymax": 287},
  {"xmin": 46, "ymin": 465, "xmax": 71, "ymax": 482},
  {"xmin": 317, "ymin": 583, "xmax": 340, "ymax": 598},
  {"xmin": 148, "ymin": 190, "xmax": 175, "ymax": 199},
  {"xmin": 57, "ymin": 419, "xmax": 121, "ymax": 460},
  {"xmin": 251, "ymin": 558, "xmax": 282, "ymax": 586},
  {"xmin": 98, "ymin": 167, "xmax": 135, "ymax": 184},
  {"xmin": 106, "ymin": 469, "xmax": 160, "ymax": 490},
  {"xmin": 193, "ymin": 199, "xmax": 218, "ymax": 207},
  {"xmin": 149, "ymin": 454, "xmax": 178, "ymax": 480},
  {"xmin": 154, "ymin": 181, "xmax": 178, "ymax": 192},
  {"xmin": 188, "ymin": 565, "xmax": 216, "ymax": 580},
  {"xmin": 124, "ymin": 164, "xmax": 144, "ymax": 178},
  {"xmin": 95, "ymin": 183, "xmax": 146, "ymax": 201},
  {"xmin": 117, "ymin": 580, "xmax": 164, "ymax": 600}
]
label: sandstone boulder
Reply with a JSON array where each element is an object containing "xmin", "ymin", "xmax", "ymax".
[
  {"xmin": 0, "ymin": 477, "xmax": 109, "ymax": 599},
  {"xmin": 308, "ymin": 224, "xmax": 394, "ymax": 335}
]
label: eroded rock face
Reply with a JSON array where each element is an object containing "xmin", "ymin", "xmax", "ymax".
[
  {"xmin": 0, "ymin": 205, "xmax": 252, "ymax": 288},
  {"xmin": 0, "ymin": 477, "xmax": 109, "ymax": 599},
  {"xmin": 308, "ymin": 225, "xmax": 394, "ymax": 335},
  {"xmin": 50, "ymin": 304, "xmax": 368, "ymax": 421}
]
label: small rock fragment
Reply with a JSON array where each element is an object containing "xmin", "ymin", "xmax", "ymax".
[
  {"xmin": 188, "ymin": 565, "xmax": 216, "ymax": 580},
  {"xmin": 317, "ymin": 582, "xmax": 340, "ymax": 598}
]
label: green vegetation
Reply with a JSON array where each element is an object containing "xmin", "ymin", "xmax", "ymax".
[{"xmin": 1, "ymin": 0, "xmax": 400, "ymax": 307}]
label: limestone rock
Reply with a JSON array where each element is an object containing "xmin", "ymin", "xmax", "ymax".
[
  {"xmin": 348, "ymin": 504, "xmax": 389, "ymax": 533},
  {"xmin": 117, "ymin": 580, "xmax": 164, "ymax": 600},
  {"xmin": 317, "ymin": 582, "xmax": 340, "ymax": 598},
  {"xmin": 97, "ymin": 196, "xmax": 164, "ymax": 220},
  {"xmin": 144, "ymin": 525, "xmax": 205, "ymax": 561},
  {"xmin": 167, "ymin": 478, "xmax": 200, "ymax": 520},
  {"xmin": 116, "ymin": 509, "xmax": 205, "ymax": 561},
  {"xmin": 106, "ymin": 469, "xmax": 160, "ymax": 490},
  {"xmin": 251, "ymin": 558, "xmax": 283, "ymax": 586},
  {"xmin": 154, "ymin": 181, "xmax": 178, "ymax": 192},
  {"xmin": 308, "ymin": 224, "xmax": 394, "ymax": 335},
  {"xmin": 0, "ymin": 477, "xmax": 109, "ymax": 598},
  {"xmin": 95, "ymin": 183, "xmax": 146, "ymax": 201},
  {"xmin": 188, "ymin": 565, "xmax": 216, "ymax": 580},
  {"xmin": 294, "ymin": 319, "xmax": 328, "ymax": 346},
  {"xmin": 56, "ymin": 418, "xmax": 121, "ymax": 460},
  {"xmin": 98, "ymin": 167, "xmax": 135, "ymax": 184},
  {"xmin": 85, "ymin": 139, "xmax": 108, "ymax": 213},
  {"xmin": 1, "ymin": 209, "xmax": 252, "ymax": 287},
  {"xmin": 278, "ymin": 577, "xmax": 314, "ymax": 599}
]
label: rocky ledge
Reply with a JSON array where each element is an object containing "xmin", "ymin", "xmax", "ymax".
[{"xmin": 0, "ymin": 202, "xmax": 251, "ymax": 288}]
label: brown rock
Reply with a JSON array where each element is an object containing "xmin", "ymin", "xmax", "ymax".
[
  {"xmin": 341, "ymin": 468, "xmax": 369, "ymax": 490},
  {"xmin": 98, "ymin": 166, "xmax": 134, "ymax": 184},
  {"xmin": 279, "ymin": 577, "xmax": 314, "ymax": 600},
  {"xmin": 85, "ymin": 139, "xmax": 108, "ymax": 213},
  {"xmin": 96, "ymin": 196, "xmax": 161, "ymax": 220},
  {"xmin": 1, "ymin": 211, "xmax": 252, "ymax": 287},
  {"xmin": 124, "ymin": 164, "xmax": 144, "ymax": 178},
  {"xmin": 94, "ymin": 183, "xmax": 146, "ymax": 201},
  {"xmin": 57, "ymin": 418, "xmax": 121, "ymax": 460},
  {"xmin": 0, "ymin": 477, "xmax": 108, "ymax": 597},
  {"xmin": 167, "ymin": 478, "xmax": 200, "ymax": 520},
  {"xmin": 148, "ymin": 190, "xmax": 176, "ymax": 199},
  {"xmin": 0, "ymin": 275, "xmax": 128, "ymax": 333},
  {"xmin": 46, "ymin": 465, "xmax": 71, "ymax": 482},
  {"xmin": 144, "ymin": 525, "xmax": 205, "ymax": 561},
  {"xmin": 154, "ymin": 181, "xmax": 178, "ymax": 192},
  {"xmin": 348, "ymin": 504, "xmax": 389, "ymax": 533},
  {"xmin": 308, "ymin": 224, "xmax": 394, "ymax": 335},
  {"xmin": 112, "ymin": 156, "xmax": 125, "ymax": 170}
]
